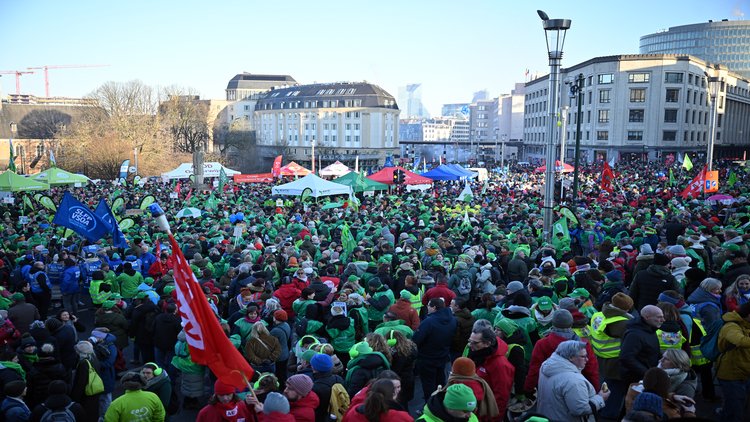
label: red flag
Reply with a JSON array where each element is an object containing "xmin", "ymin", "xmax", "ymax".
[
  {"xmin": 185, "ymin": 188, "xmax": 193, "ymax": 203},
  {"xmin": 174, "ymin": 181, "xmax": 181, "ymax": 199},
  {"xmin": 167, "ymin": 234, "xmax": 254, "ymax": 388},
  {"xmin": 154, "ymin": 239, "xmax": 161, "ymax": 258},
  {"xmin": 601, "ymin": 162, "xmax": 614, "ymax": 193},
  {"xmin": 271, "ymin": 155, "xmax": 283, "ymax": 178},
  {"xmin": 680, "ymin": 166, "xmax": 707, "ymax": 199}
]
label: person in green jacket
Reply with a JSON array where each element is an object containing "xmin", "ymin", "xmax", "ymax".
[
  {"xmin": 374, "ymin": 312, "xmax": 414, "ymax": 339},
  {"xmin": 104, "ymin": 371, "xmax": 165, "ymax": 422},
  {"xmin": 325, "ymin": 304, "xmax": 356, "ymax": 366},
  {"xmin": 116, "ymin": 263, "xmax": 144, "ymax": 300},
  {"xmin": 292, "ymin": 288, "xmax": 317, "ymax": 319},
  {"xmin": 416, "ymin": 383, "xmax": 479, "ymax": 422},
  {"xmin": 366, "ymin": 279, "xmax": 395, "ymax": 332}
]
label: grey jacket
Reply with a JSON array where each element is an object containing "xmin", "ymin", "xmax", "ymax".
[{"xmin": 537, "ymin": 352, "xmax": 605, "ymax": 422}]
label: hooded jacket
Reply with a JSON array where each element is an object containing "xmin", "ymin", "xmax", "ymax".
[
  {"xmin": 342, "ymin": 402, "xmax": 413, "ymax": 422},
  {"xmin": 105, "ymin": 389, "xmax": 166, "ymax": 421},
  {"xmin": 536, "ymin": 352, "xmax": 604, "ymax": 422},
  {"xmin": 289, "ymin": 390, "xmax": 320, "ymax": 422},
  {"xmin": 525, "ymin": 330, "xmax": 599, "ymax": 393},
  {"xmin": 620, "ymin": 317, "xmax": 660, "ymax": 383},
  {"xmin": 629, "ymin": 265, "xmax": 678, "ymax": 310},
  {"xmin": 345, "ymin": 351, "xmax": 391, "ymax": 396},
  {"xmin": 413, "ymin": 307, "xmax": 457, "ymax": 363},
  {"xmin": 389, "ymin": 298, "xmax": 420, "ymax": 330},
  {"xmin": 716, "ymin": 311, "xmax": 750, "ymax": 380},
  {"xmin": 29, "ymin": 392, "xmax": 86, "ymax": 421},
  {"xmin": 470, "ymin": 338, "xmax": 515, "ymax": 418}
]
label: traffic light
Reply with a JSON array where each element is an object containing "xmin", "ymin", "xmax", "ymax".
[
  {"xmin": 398, "ymin": 170, "xmax": 405, "ymax": 184},
  {"xmin": 392, "ymin": 169, "xmax": 405, "ymax": 185},
  {"xmin": 392, "ymin": 170, "xmax": 399, "ymax": 184}
]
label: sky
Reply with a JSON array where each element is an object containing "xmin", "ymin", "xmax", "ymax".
[{"xmin": 1, "ymin": 0, "xmax": 747, "ymax": 115}]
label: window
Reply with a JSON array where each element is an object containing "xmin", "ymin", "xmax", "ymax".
[
  {"xmin": 628, "ymin": 73, "xmax": 650, "ymax": 83},
  {"xmin": 666, "ymin": 89, "xmax": 679, "ymax": 103},
  {"xmin": 663, "ymin": 131, "xmax": 677, "ymax": 141},
  {"xmin": 627, "ymin": 131, "xmax": 644, "ymax": 141},
  {"xmin": 664, "ymin": 109, "xmax": 678, "ymax": 123},
  {"xmin": 598, "ymin": 110, "xmax": 610, "ymax": 123},
  {"xmin": 630, "ymin": 88, "xmax": 646, "ymax": 102},
  {"xmin": 599, "ymin": 90, "xmax": 611, "ymax": 103},
  {"xmin": 665, "ymin": 72, "xmax": 684, "ymax": 83},
  {"xmin": 598, "ymin": 74, "xmax": 614, "ymax": 84},
  {"xmin": 629, "ymin": 109, "xmax": 645, "ymax": 122},
  {"xmin": 596, "ymin": 131, "xmax": 609, "ymax": 141}
]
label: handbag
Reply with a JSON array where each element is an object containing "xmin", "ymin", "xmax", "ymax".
[{"xmin": 85, "ymin": 359, "xmax": 105, "ymax": 396}]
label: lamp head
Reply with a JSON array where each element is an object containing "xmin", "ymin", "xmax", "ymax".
[{"xmin": 537, "ymin": 10, "xmax": 549, "ymax": 21}]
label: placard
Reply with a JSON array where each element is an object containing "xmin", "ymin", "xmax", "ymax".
[
  {"xmin": 2, "ymin": 197, "xmax": 15, "ymax": 204},
  {"xmin": 233, "ymin": 224, "xmax": 245, "ymax": 238},
  {"xmin": 332, "ymin": 301, "xmax": 348, "ymax": 317},
  {"xmin": 169, "ymin": 192, "xmax": 178, "ymax": 199},
  {"xmin": 18, "ymin": 216, "xmax": 29, "ymax": 225}
]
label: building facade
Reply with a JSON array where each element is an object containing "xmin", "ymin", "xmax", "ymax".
[
  {"xmin": 398, "ymin": 117, "xmax": 469, "ymax": 163},
  {"xmin": 253, "ymin": 82, "xmax": 399, "ymax": 170},
  {"xmin": 523, "ymin": 54, "xmax": 750, "ymax": 164},
  {"xmin": 640, "ymin": 20, "xmax": 750, "ymax": 80}
]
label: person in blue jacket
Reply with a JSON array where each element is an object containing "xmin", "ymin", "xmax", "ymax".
[
  {"xmin": 413, "ymin": 297, "xmax": 457, "ymax": 402},
  {"xmin": 61, "ymin": 258, "xmax": 81, "ymax": 314}
]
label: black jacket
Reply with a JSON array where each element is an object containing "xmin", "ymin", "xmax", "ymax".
[
  {"xmin": 723, "ymin": 261, "xmax": 750, "ymax": 289},
  {"xmin": 29, "ymin": 393, "xmax": 86, "ymax": 422},
  {"xmin": 153, "ymin": 312, "xmax": 182, "ymax": 351},
  {"xmin": 620, "ymin": 317, "xmax": 660, "ymax": 383},
  {"xmin": 129, "ymin": 300, "xmax": 159, "ymax": 344},
  {"xmin": 451, "ymin": 309, "xmax": 475, "ymax": 354},
  {"xmin": 312, "ymin": 371, "xmax": 345, "ymax": 422},
  {"xmin": 629, "ymin": 265, "xmax": 678, "ymax": 310},
  {"xmin": 413, "ymin": 307, "xmax": 456, "ymax": 363}
]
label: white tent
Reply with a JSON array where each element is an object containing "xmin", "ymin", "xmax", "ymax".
[
  {"xmin": 272, "ymin": 173, "xmax": 352, "ymax": 198},
  {"xmin": 319, "ymin": 161, "xmax": 351, "ymax": 177},
  {"xmin": 161, "ymin": 162, "xmax": 240, "ymax": 180}
]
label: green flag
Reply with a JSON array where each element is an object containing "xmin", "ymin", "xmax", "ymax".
[
  {"xmin": 682, "ymin": 154, "xmax": 693, "ymax": 171},
  {"xmin": 22, "ymin": 195, "xmax": 34, "ymax": 211},
  {"xmin": 7, "ymin": 139, "xmax": 16, "ymax": 172},
  {"xmin": 728, "ymin": 171, "xmax": 738, "ymax": 188},
  {"xmin": 341, "ymin": 223, "xmax": 356, "ymax": 261},
  {"xmin": 669, "ymin": 168, "xmax": 675, "ymax": 187},
  {"xmin": 218, "ymin": 167, "xmax": 228, "ymax": 191},
  {"xmin": 553, "ymin": 217, "xmax": 570, "ymax": 244}
]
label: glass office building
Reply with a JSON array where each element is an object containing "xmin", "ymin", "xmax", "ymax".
[{"xmin": 640, "ymin": 20, "xmax": 750, "ymax": 79}]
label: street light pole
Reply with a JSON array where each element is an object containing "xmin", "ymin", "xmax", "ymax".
[
  {"xmin": 501, "ymin": 134, "xmax": 507, "ymax": 169},
  {"xmin": 706, "ymin": 73, "xmax": 721, "ymax": 171},
  {"xmin": 311, "ymin": 138, "xmax": 316, "ymax": 174},
  {"xmin": 538, "ymin": 10, "xmax": 571, "ymax": 242},
  {"xmin": 571, "ymin": 73, "xmax": 584, "ymax": 201}
]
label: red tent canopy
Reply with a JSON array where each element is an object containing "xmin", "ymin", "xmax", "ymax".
[
  {"xmin": 535, "ymin": 161, "xmax": 574, "ymax": 173},
  {"xmin": 280, "ymin": 161, "xmax": 311, "ymax": 177},
  {"xmin": 368, "ymin": 166, "xmax": 433, "ymax": 185}
]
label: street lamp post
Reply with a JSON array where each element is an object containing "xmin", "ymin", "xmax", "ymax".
[
  {"xmin": 571, "ymin": 73, "xmax": 584, "ymax": 201},
  {"xmin": 706, "ymin": 73, "xmax": 722, "ymax": 171},
  {"xmin": 501, "ymin": 134, "xmax": 507, "ymax": 169},
  {"xmin": 311, "ymin": 138, "xmax": 316, "ymax": 174},
  {"xmin": 8, "ymin": 122, "xmax": 17, "ymax": 172},
  {"xmin": 538, "ymin": 9, "xmax": 571, "ymax": 242}
]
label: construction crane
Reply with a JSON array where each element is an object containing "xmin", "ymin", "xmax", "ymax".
[
  {"xmin": 27, "ymin": 64, "xmax": 110, "ymax": 97},
  {"xmin": 0, "ymin": 70, "xmax": 35, "ymax": 95}
]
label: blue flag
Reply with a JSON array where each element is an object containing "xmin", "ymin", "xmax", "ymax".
[
  {"xmin": 95, "ymin": 199, "xmax": 128, "ymax": 248},
  {"xmin": 52, "ymin": 192, "xmax": 110, "ymax": 243}
]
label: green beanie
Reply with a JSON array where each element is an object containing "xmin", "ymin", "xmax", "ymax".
[
  {"xmin": 349, "ymin": 341, "xmax": 373, "ymax": 359},
  {"xmin": 443, "ymin": 384, "xmax": 477, "ymax": 412},
  {"xmin": 493, "ymin": 318, "xmax": 518, "ymax": 337},
  {"xmin": 399, "ymin": 290, "xmax": 413, "ymax": 300}
]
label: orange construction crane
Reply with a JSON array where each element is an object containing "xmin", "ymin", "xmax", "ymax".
[
  {"xmin": 0, "ymin": 70, "xmax": 35, "ymax": 94},
  {"xmin": 27, "ymin": 64, "xmax": 110, "ymax": 97}
]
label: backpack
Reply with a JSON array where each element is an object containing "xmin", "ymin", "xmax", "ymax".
[
  {"xmin": 699, "ymin": 319, "xmax": 737, "ymax": 362},
  {"xmin": 328, "ymin": 383, "xmax": 350, "ymax": 421},
  {"xmin": 457, "ymin": 275, "xmax": 472, "ymax": 296},
  {"xmin": 94, "ymin": 342, "xmax": 112, "ymax": 361},
  {"xmin": 40, "ymin": 402, "xmax": 75, "ymax": 422}
]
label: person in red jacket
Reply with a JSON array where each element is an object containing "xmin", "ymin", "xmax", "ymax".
[
  {"xmin": 343, "ymin": 378, "xmax": 413, "ymax": 422},
  {"xmin": 249, "ymin": 392, "xmax": 295, "ymax": 422},
  {"xmin": 273, "ymin": 277, "xmax": 302, "ymax": 319},
  {"xmin": 467, "ymin": 327, "xmax": 514, "ymax": 420},
  {"xmin": 422, "ymin": 278, "xmax": 456, "ymax": 308},
  {"xmin": 284, "ymin": 374, "xmax": 319, "ymax": 422},
  {"xmin": 389, "ymin": 290, "xmax": 420, "ymax": 331},
  {"xmin": 197, "ymin": 379, "xmax": 258, "ymax": 422},
  {"xmin": 524, "ymin": 309, "xmax": 599, "ymax": 394}
]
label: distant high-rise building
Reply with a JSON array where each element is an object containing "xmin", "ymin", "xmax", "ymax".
[
  {"xmin": 640, "ymin": 20, "xmax": 750, "ymax": 79},
  {"xmin": 472, "ymin": 90, "xmax": 489, "ymax": 103},
  {"xmin": 398, "ymin": 84, "xmax": 430, "ymax": 118}
]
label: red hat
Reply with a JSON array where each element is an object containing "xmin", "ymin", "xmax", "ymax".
[
  {"xmin": 451, "ymin": 357, "xmax": 476, "ymax": 377},
  {"xmin": 214, "ymin": 379, "xmax": 235, "ymax": 395},
  {"xmin": 274, "ymin": 310, "xmax": 288, "ymax": 321}
]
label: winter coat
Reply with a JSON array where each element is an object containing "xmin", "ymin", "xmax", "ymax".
[
  {"xmin": 472, "ymin": 338, "xmax": 515, "ymax": 417},
  {"xmin": 244, "ymin": 332, "xmax": 281, "ymax": 365},
  {"xmin": 129, "ymin": 300, "xmax": 159, "ymax": 345},
  {"xmin": 116, "ymin": 270, "xmax": 144, "ymax": 299},
  {"xmin": 422, "ymin": 283, "xmax": 456, "ymax": 307},
  {"xmin": 8, "ymin": 302, "xmax": 40, "ymax": 335},
  {"xmin": 49, "ymin": 323, "xmax": 77, "ymax": 371},
  {"xmin": 620, "ymin": 317, "xmax": 660, "ymax": 383},
  {"xmin": 536, "ymin": 352, "xmax": 605, "ymax": 422},
  {"xmin": 289, "ymin": 390, "xmax": 320, "ymax": 422},
  {"xmin": 104, "ymin": 389, "xmax": 165, "ymax": 422},
  {"xmin": 345, "ymin": 352, "xmax": 391, "ymax": 396},
  {"xmin": 95, "ymin": 311, "xmax": 129, "ymax": 350},
  {"xmin": 29, "ymin": 392, "xmax": 87, "ymax": 421},
  {"xmin": 524, "ymin": 330, "xmax": 599, "ymax": 393},
  {"xmin": 597, "ymin": 304, "xmax": 633, "ymax": 380},
  {"xmin": 1, "ymin": 397, "xmax": 30, "ymax": 422},
  {"xmin": 326, "ymin": 315, "xmax": 356, "ymax": 353},
  {"xmin": 145, "ymin": 371, "xmax": 172, "ymax": 412},
  {"xmin": 70, "ymin": 358, "xmax": 101, "ymax": 421},
  {"xmin": 686, "ymin": 287, "xmax": 724, "ymax": 325},
  {"xmin": 269, "ymin": 322, "xmax": 292, "ymax": 361},
  {"xmin": 723, "ymin": 261, "xmax": 750, "ymax": 288},
  {"xmin": 342, "ymin": 404, "xmax": 413, "ymax": 422},
  {"xmin": 506, "ymin": 257, "xmax": 528, "ymax": 283},
  {"xmin": 28, "ymin": 357, "xmax": 69, "ymax": 408},
  {"xmin": 153, "ymin": 312, "xmax": 182, "ymax": 351},
  {"xmin": 413, "ymin": 307, "xmax": 456, "ymax": 363},
  {"xmin": 60, "ymin": 265, "xmax": 81, "ymax": 294},
  {"xmin": 273, "ymin": 283, "xmax": 302, "ymax": 319},
  {"xmin": 313, "ymin": 371, "xmax": 345, "ymax": 422},
  {"xmin": 390, "ymin": 345, "xmax": 418, "ymax": 406},
  {"xmin": 389, "ymin": 298, "xmax": 420, "ymax": 330},
  {"xmin": 629, "ymin": 264, "xmax": 678, "ymax": 310},
  {"xmin": 258, "ymin": 411, "xmax": 295, "ymax": 422},
  {"xmin": 716, "ymin": 311, "xmax": 750, "ymax": 380},
  {"xmin": 96, "ymin": 333, "xmax": 118, "ymax": 393},
  {"xmin": 451, "ymin": 308, "xmax": 475, "ymax": 355}
]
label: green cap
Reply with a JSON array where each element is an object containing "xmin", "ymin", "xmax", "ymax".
[
  {"xmin": 569, "ymin": 288, "xmax": 590, "ymax": 299},
  {"xmin": 537, "ymin": 296, "xmax": 554, "ymax": 311},
  {"xmin": 102, "ymin": 300, "xmax": 117, "ymax": 309}
]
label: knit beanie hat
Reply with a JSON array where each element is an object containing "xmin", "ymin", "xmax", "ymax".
[
  {"xmin": 611, "ymin": 293, "xmax": 634, "ymax": 312},
  {"xmin": 74, "ymin": 340, "xmax": 94, "ymax": 356},
  {"xmin": 657, "ymin": 292, "xmax": 680, "ymax": 306},
  {"xmin": 670, "ymin": 257, "xmax": 691, "ymax": 269},
  {"xmin": 310, "ymin": 353, "xmax": 334, "ymax": 373},
  {"xmin": 301, "ymin": 349, "xmax": 316, "ymax": 362},
  {"xmin": 273, "ymin": 310, "xmax": 288, "ymax": 321},
  {"xmin": 632, "ymin": 392, "xmax": 664, "ymax": 417},
  {"xmin": 493, "ymin": 318, "xmax": 518, "ymax": 337},
  {"xmin": 443, "ymin": 384, "xmax": 477, "ymax": 411},
  {"xmin": 557, "ymin": 297, "xmax": 577, "ymax": 311},
  {"xmin": 640, "ymin": 244, "xmax": 654, "ymax": 255},
  {"xmin": 451, "ymin": 357, "xmax": 476, "ymax": 376},
  {"xmin": 605, "ymin": 270, "xmax": 623, "ymax": 283},
  {"xmin": 263, "ymin": 392, "xmax": 290, "ymax": 414},
  {"xmin": 551, "ymin": 309, "xmax": 573, "ymax": 329},
  {"xmin": 286, "ymin": 374, "xmax": 313, "ymax": 396},
  {"xmin": 506, "ymin": 281, "xmax": 524, "ymax": 294},
  {"xmin": 642, "ymin": 367, "xmax": 671, "ymax": 398},
  {"xmin": 4, "ymin": 380, "xmax": 25, "ymax": 397},
  {"xmin": 214, "ymin": 379, "xmax": 236, "ymax": 395},
  {"xmin": 349, "ymin": 341, "xmax": 373, "ymax": 359}
]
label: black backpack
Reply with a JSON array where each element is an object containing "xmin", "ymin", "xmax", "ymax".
[
  {"xmin": 94, "ymin": 341, "xmax": 112, "ymax": 361},
  {"xmin": 40, "ymin": 402, "xmax": 75, "ymax": 422}
]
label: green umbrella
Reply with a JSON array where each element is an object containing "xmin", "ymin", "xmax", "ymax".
[
  {"xmin": 31, "ymin": 166, "xmax": 90, "ymax": 186},
  {"xmin": 333, "ymin": 171, "xmax": 388, "ymax": 193}
]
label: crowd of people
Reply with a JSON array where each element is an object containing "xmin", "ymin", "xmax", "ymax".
[{"xmin": 0, "ymin": 158, "xmax": 747, "ymax": 422}]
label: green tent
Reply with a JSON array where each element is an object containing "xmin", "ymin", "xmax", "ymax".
[
  {"xmin": 32, "ymin": 166, "xmax": 90, "ymax": 186},
  {"xmin": 333, "ymin": 171, "xmax": 388, "ymax": 193},
  {"xmin": 0, "ymin": 170, "xmax": 50, "ymax": 192}
]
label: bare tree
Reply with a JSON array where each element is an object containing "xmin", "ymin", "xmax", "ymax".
[{"xmin": 159, "ymin": 87, "xmax": 210, "ymax": 154}]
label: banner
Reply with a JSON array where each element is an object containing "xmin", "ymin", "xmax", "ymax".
[
  {"xmin": 139, "ymin": 195, "xmax": 156, "ymax": 210},
  {"xmin": 728, "ymin": 171, "xmax": 738, "ymax": 188},
  {"xmin": 118, "ymin": 159, "xmax": 130, "ymax": 181},
  {"xmin": 341, "ymin": 223, "xmax": 356, "ymax": 262},
  {"xmin": 233, "ymin": 173, "xmax": 274, "ymax": 184},
  {"xmin": 705, "ymin": 170, "xmax": 719, "ymax": 193},
  {"xmin": 166, "ymin": 233, "xmax": 254, "ymax": 388},
  {"xmin": 553, "ymin": 217, "xmax": 570, "ymax": 244},
  {"xmin": 95, "ymin": 199, "xmax": 128, "ymax": 248},
  {"xmin": 38, "ymin": 195, "xmax": 57, "ymax": 212},
  {"xmin": 682, "ymin": 154, "xmax": 693, "ymax": 171},
  {"xmin": 52, "ymin": 192, "xmax": 110, "ymax": 242},
  {"xmin": 601, "ymin": 161, "xmax": 614, "ymax": 193},
  {"xmin": 680, "ymin": 166, "xmax": 706, "ymax": 199},
  {"xmin": 218, "ymin": 167, "xmax": 228, "ymax": 191},
  {"xmin": 7, "ymin": 139, "xmax": 16, "ymax": 172},
  {"xmin": 271, "ymin": 155, "xmax": 283, "ymax": 178},
  {"xmin": 49, "ymin": 150, "xmax": 56, "ymax": 167}
]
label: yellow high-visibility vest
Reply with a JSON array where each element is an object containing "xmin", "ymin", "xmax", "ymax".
[{"xmin": 589, "ymin": 311, "xmax": 628, "ymax": 358}]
